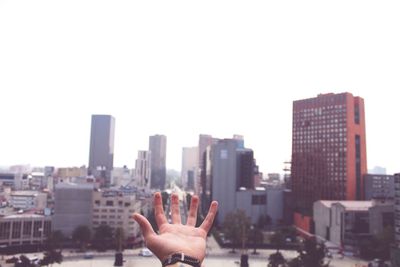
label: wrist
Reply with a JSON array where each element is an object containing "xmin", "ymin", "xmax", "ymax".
[{"xmin": 161, "ymin": 252, "xmax": 201, "ymax": 267}]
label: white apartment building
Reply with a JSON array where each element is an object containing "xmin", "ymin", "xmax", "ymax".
[
  {"xmin": 10, "ymin": 191, "xmax": 47, "ymax": 210},
  {"xmin": 92, "ymin": 190, "xmax": 143, "ymax": 245}
]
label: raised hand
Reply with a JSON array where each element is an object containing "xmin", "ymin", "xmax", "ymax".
[{"xmin": 133, "ymin": 192, "xmax": 218, "ymax": 264}]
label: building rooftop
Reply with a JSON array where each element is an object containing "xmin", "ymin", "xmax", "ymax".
[
  {"xmin": 11, "ymin": 191, "xmax": 40, "ymax": 196},
  {"xmin": 4, "ymin": 214, "xmax": 46, "ymax": 219},
  {"xmin": 31, "ymin": 172, "xmax": 44, "ymax": 176},
  {"xmin": 318, "ymin": 200, "xmax": 374, "ymax": 211},
  {"xmin": 335, "ymin": 201, "xmax": 374, "ymax": 211},
  {"xmin": 55, "ymin": 182, "xmax": 94, "ymax": 189}
]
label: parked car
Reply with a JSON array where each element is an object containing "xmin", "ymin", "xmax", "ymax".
[
  {"xmin": 84, "ymin": 252, "xmax": 94, "ymax": 259},
  {"xmin": 139, "ymin": 248, "xmax": 153, "ymax": 257},
  {"xmin": 5, "ymin": 256, "xmax": 19, "ymax": 264}
]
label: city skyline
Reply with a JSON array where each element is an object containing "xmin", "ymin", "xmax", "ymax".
[{"xmin": 0, "ymin": 1, "xmax": 399, "ymax": 175}]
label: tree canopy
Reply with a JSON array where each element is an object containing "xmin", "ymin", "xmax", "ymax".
[
  {"xmin": 268, "ymin": 251, "xmax": 286, "ymax": 267},
  {"xmin": 93, "ymin": 224, "xmax": 113, "ymax": 251},
  {"xmin": 289, "ymin": 238, "xmax": 328, "ymax": 267},
  {"xmin": 40, "ymin": 250, "xmax": 63, "ymax": 267},
  {"xmin": 222, "ymin": 209, "xmax": 251, "ymax": 251},
  {"xmin": 72, "ymin": 225, "xmax": 91, "ymax": 251}
]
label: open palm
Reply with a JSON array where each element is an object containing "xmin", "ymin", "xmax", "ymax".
[{"xmin": 133, "ymin": 192, "xmax": 218, "ymax": 264}]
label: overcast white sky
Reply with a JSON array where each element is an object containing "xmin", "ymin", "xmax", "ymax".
[{"xmin": 0, "ymin": 0, "xmax": 399, "ymax": 175}]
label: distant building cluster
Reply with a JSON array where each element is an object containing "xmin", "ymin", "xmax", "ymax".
[{"xmin": 0, "ymin": 92, "xmax": 399, "ymax": 263}]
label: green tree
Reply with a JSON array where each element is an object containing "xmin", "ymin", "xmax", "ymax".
[
  {"xmin": 287, "ymin": 257, "xmax": 302, "ymax": 267},
  {"xmin": 93, "ymin": 224, "xmax": 113, "ymax": 251},
  {"xmin": 248, "ymin": 226, "xmax": 263, "ymax": 254},
  {"xmin": 114, "ymin": 227, "xmax": 125, "ymax": 252},
  {"xmin": 258, "ymin": 214, "xmax": 272, "ymax": 230},
  {"xmin": 222, "ymin": 210, "xmax": 251, "ymax": 252},
  {"xmin": 289, "ymin": 239, "xmax": 328, "ymax": 267},
  {"xmin": 41, "ymin": 231, "xmax": 64, "ymax": 267},
  {"xmin": 359, "ymin": 226, "xmax": 394, "ymax": 260},
  {"xmin": 72, "ymin": 225, "xmax": 91, "ymax": 251},
  {"xmin": 46, "ymin": 231, "xmax": 64, "ymax": 251},
  {"xmin": 268, "ymin": 251, "xmax": 286, "ymax": 267},
  {"xmin": 40, "ymin": 250, "xmax": 63, "ymax": 267},
  {"xmin": 270, "ymin": 232, "xmax": 285, "ymax": 252}
]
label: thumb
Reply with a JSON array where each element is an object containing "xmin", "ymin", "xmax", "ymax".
[{"xmin": 133, "ymin": 213, "xmax": 156, "ymax": 239}]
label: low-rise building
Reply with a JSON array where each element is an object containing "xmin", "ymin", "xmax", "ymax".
[
  {"xmin": 10, "ymin": 191, "xmax": 47, "ymax": 210},
  {"xmin": 314, "ymin": 200, "xmax": 394, "ymax": 249},
  {"xmin": 0, "ymin": 172, "xmax": 26, "ymax": 190},
  {"xmin": 0, "ymin": 214, "xmax": 51, "ymax": 247},
  {"xmin": 392, "ymin": 173, "xmax": 400, "ymax": 267},
  {"xmin": 92, "ymin": 189, "xmax": 142, "ymax": 245},
  {"xmin": 364, "ymin": 174, "xmax": 394, "ymax": 200},
  {"xmin": 53, "ymin": 183, "xmax": 94, "ymax": 237},
  {"xmin": 56, "ymin": 167, "xmax": 87, "ymax": 180},
  {"xmin": 235, "ymin": 186, "xmax": 284, "ymax": 226}
]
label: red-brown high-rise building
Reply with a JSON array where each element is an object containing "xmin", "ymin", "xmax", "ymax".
[{"xmin": 291, "ymin": 93, "xmax": 367, "ymax": 234}]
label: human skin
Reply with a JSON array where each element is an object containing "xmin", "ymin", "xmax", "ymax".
[{"xmin": 133, "ymin": 192, "xmax": 218, "ymax": 266}]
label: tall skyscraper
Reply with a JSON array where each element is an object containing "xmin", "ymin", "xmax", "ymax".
[
  {"xmin": 236, "ymin": 149, "xmax": 255, "ymax": 189},
  {"xmin": 198, "ymin": 134, "xmax": 219, "ymax": 197},
  {"xmin": 135, "ymin": 150, "xmax": 151, "ymax": 188},
  {"xmin": 149, "ymin": 135, "xmax": 167, "ymax": 190},
  {"xmin": 198, "ymin": 134, "xmax": 215, "ymax": 173},
  {"xmin": 181, "ymin": 147, "xmax": 198, "ymax": 190},
  {"xmin": 88, "ymin": 114, "xmax": 115, "ymax": 187},
  {"xmin": 291, "ymin": 93, "xmax": 367, "ymax": 233},
  {"xmin": 208, "ymin": 138, "xmax": 256, "ymax": 223},
  {"xmin": 394, "ymin": 174, "xmax": 400, "ymax": 251}
]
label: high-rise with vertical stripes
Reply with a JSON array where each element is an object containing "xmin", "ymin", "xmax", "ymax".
[
  {"xmin": 149, "ymin": 134, "xmax": 167, "ymax": 190},
  {"xmin": 291, "ymin": 93, "xmax": 367, "ymax": 234},
  {"xmin": 88, "ymin": 114, "xmax": 115, "ymax": 187}
]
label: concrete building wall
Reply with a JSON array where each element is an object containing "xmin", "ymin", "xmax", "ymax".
[
  {"xmin": 327, "ymin": 201, "xmax": 390, "ymax": 247},
  {"xmin": 236, "ymin": 149, "xmax": 254, "ymax": 190},
  {"xmin": 395, "ymin": 173, "xmax": 400, "ymax": 247},
  {"xmin": 135, "ymin": 150, "xmax": 151, "ymax": 188},
  {"xmin": 211, "ymin": 139, "xmax": 238, "ymax": 224},
  {"xmin": 0, "ymin": 214, "xmax": 51, "ymax": 246},
  {"xmin": 92, "ymin": 191, "xmax": 141, "ymax": 241},
  {"xmin": 364, "ymin": 174, "xmax": 394, "ymax": 200},
  {"xmin": 10, "ymin": 191, "xmax": 47, "ymax": 210},
  {"xmin": 313, "ymin": 201, "xmax": 334, "ymax": 240},
  {"xmin": 329, "ymin": 204, "xmax": 344, "ymax": 246},
  {"xmin": 88, "ymin": 115, "xmax": 115, "ymax": 186},
  {"xmin": 149, "ymin": 135, "xmax": 167, "ymax": 190},
  {"xmin": 53, "ymin": 183, "xmax": 93, "ymax": 237},
  {"xmin": 57, "ymin": 167, "xmax": 87, "ymax": 179},
  {"xmin": 369, "ymin": 202, "xmax": 394, "ymax": 236},
  {"xmin": 236, "ymin": 190, "xmax": 267, "ymax": 225},
  {"xmin": 266, "ymin": 187, "xmax": 284, "ymax": 225}
]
